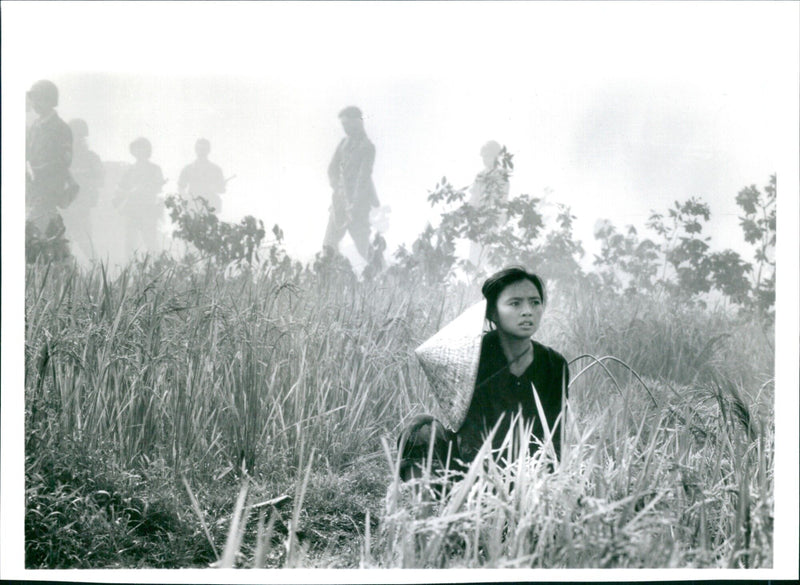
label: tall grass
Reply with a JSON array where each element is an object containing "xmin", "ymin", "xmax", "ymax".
[
  {"xmin": 24, "ymin": 254, "xmax": 773, "ymax": 568},
  {"xmin": 544, "ymin": 283, "xmax": 773, "ymax": 394},
  {"xmin": 25, "ymin": 257, "xmax": 458, "ymax": 476},
  {"xmin": 374, "ymin": 372, "xmax": 773, "ymax": 568}
]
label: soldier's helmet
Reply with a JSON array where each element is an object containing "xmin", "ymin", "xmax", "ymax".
[
  {"xmin": 338, "ymin": 106, "xmax": 364, "ymax": 136},
  {"xmin": 129, "ymin": 137, "xmax": 152, "ymax": 159},
  {"xmin": 195, "ymin": 138, "xmax": 211, "ymax": 158},
  {"xmin": 338, "ymin": 106, "xmax": 363, "ymax": 120},
  {"xmin": 27, "ymin": 80, "xmax": 59, "ymax": 109},
  {"xmin": 480, "ymin": 140, "xmax": 502, "ymax": 160},
  {"xmin": 69, "ymin": 118, "xmax": 89, "ymax": 139}
]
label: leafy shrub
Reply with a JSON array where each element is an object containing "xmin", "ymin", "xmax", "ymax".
[
  {"xmin": 165, "ymin": 194, "xmax": 270, "ymax": 266},
  {"xmin": 26, "ymin": 219, "xmax": 72, "ymax": 264},
  {"xmin": 390, "ymin": 148, "xmax": 585, "ymax": 287},
  {"xmin": 736, "ymin": 174, "xmax": 776, "ymax": 316}
]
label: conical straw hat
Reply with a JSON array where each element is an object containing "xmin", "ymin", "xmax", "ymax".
[{"xmin": 415, "ymin": 300, "xmax": 487, "ymax": 432}]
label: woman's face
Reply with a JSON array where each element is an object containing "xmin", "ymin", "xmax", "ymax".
[{"xmin": 492, "ymin": 279, "xmax": 544, "ymax": 339}]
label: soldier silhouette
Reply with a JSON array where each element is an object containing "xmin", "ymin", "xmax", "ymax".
[
  {"xmin": 61, "ymin": 119, "xmax": 105, "ymax": 259},
  {"xmin": 468, "ymin": 140, "xmax": 510, "ymax": 271},
  {"xmin": 26, "ymin": 80, "xmax": 77, "ymax": 237},
  {"xmin": 177, "ymin": 138, "xmax": 229, "ymax": 213},
  {"xmin": 114, "ymin": 137, "xmax": 166, "ymax": 257},
  {"xmin": 322, "ymin": 106, "xmax": 379, "ymax": 261}
]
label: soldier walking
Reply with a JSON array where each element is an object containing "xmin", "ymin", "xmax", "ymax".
[
  {"xmin": 26, "ymin": 80, "xmax": 76, "ymax": 237},
  {"xmin": 61, "ymin": 119, "xmax": 105, "ymax": 259},
  {"xmin": 322, "ymin": 106, "xmax": 379, "ymax": 261},
  {"xmin": 177, "ymin": 138, "xmax": 228, "ymax": 213},
  {"xmin": 114, "ymin": 137, "xmax": 165, "ymax": 257}
]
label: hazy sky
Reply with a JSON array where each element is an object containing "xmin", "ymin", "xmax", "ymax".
[{"xmin": 4, "ymin": 1, "xmax": 798, "ymax": 268}]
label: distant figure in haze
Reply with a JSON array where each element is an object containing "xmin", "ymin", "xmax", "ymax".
[
  {"xmin": 178, "ymin": 138, "xmax": 228, "ymax": 213},
  {"xmin": 114, "ymin": 137, "xmax": 165, "ymax": 257},
  {"xmin": 26, "ymin": 79, "xmax": 77, "ymax": 236},
  {"xmin": 323, "ymin": 106, "xmax": 380, "ymax": 261},
  {"xmin": 61, "ymin": 119, "xmax": 105, "ymax": 259},
  {"xmin": 26, "ymin": 93, "xmax": 38, "ymax": 131},
  {"xmin": 468, "ymin": 140, "xmax": 510, "ymax": 271}
]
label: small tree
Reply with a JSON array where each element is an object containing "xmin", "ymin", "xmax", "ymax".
[
  {"xmin": 644, "ymin": 197, "xmax": 751, "ymax": 306},
  {"xmin": 391, "ymin": 222, "xmax": 459, "ymax": 284},
  {"xmin": 395, "ymin": 148, "xmax": 584, "ymax": 286},
  {"xmin": 593, "ymin": 221, "xmax": 660, "ymax": 295},
  {"xmin": 648, "ymin": 197, "xmax": 713, "ymax": 295},
  {"xmin": 165, "ymin": 194, "xmax": 269, "ymax": 267},
  {"xmin": 736, "ymin": 174, "xmax": 776, "ymax": 315},
  {"xmin": 532, "ymin": 203, "xmax": 585, "ymax": 286},
  {"xmin": 707, "ymin": 249, "xmax": 752, "ymax": 306}
]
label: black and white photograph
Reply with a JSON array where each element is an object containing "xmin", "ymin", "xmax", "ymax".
[{"xmin": 2, "ymin": 1, "xmax": 798, "ymax": 581}]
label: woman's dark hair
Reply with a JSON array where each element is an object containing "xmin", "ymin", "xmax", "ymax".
[{"xmin": 482, "ymin": 266, "xmax": 546, "ymax": 323}]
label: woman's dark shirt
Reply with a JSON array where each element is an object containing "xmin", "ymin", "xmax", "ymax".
[{"xmin": 456, "ymin": 329, "xmax": 569, "ymax": 464}]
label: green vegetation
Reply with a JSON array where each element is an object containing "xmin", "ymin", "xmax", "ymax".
[{"xmin": 24, "ymin": 170, "xmax": 775, "ymax": 568}]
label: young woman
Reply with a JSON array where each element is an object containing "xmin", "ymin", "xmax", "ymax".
[{"xmin": 398, "ymin": 267, "xmax": 569, "ymax": 482}]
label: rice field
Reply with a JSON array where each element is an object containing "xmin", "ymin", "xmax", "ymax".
[{"xmin": 24, "ymin": 252, "xmax": 774, "ymax": 569}]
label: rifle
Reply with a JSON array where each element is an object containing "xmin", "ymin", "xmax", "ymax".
[{"xmin": 113, "ymin": 177, "xmax": 169, "ymax": 208}]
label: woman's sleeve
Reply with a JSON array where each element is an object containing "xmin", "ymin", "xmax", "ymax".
[{"xmin": 456, "ymin": 391, "xmax": 487, "ymax": 465}]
